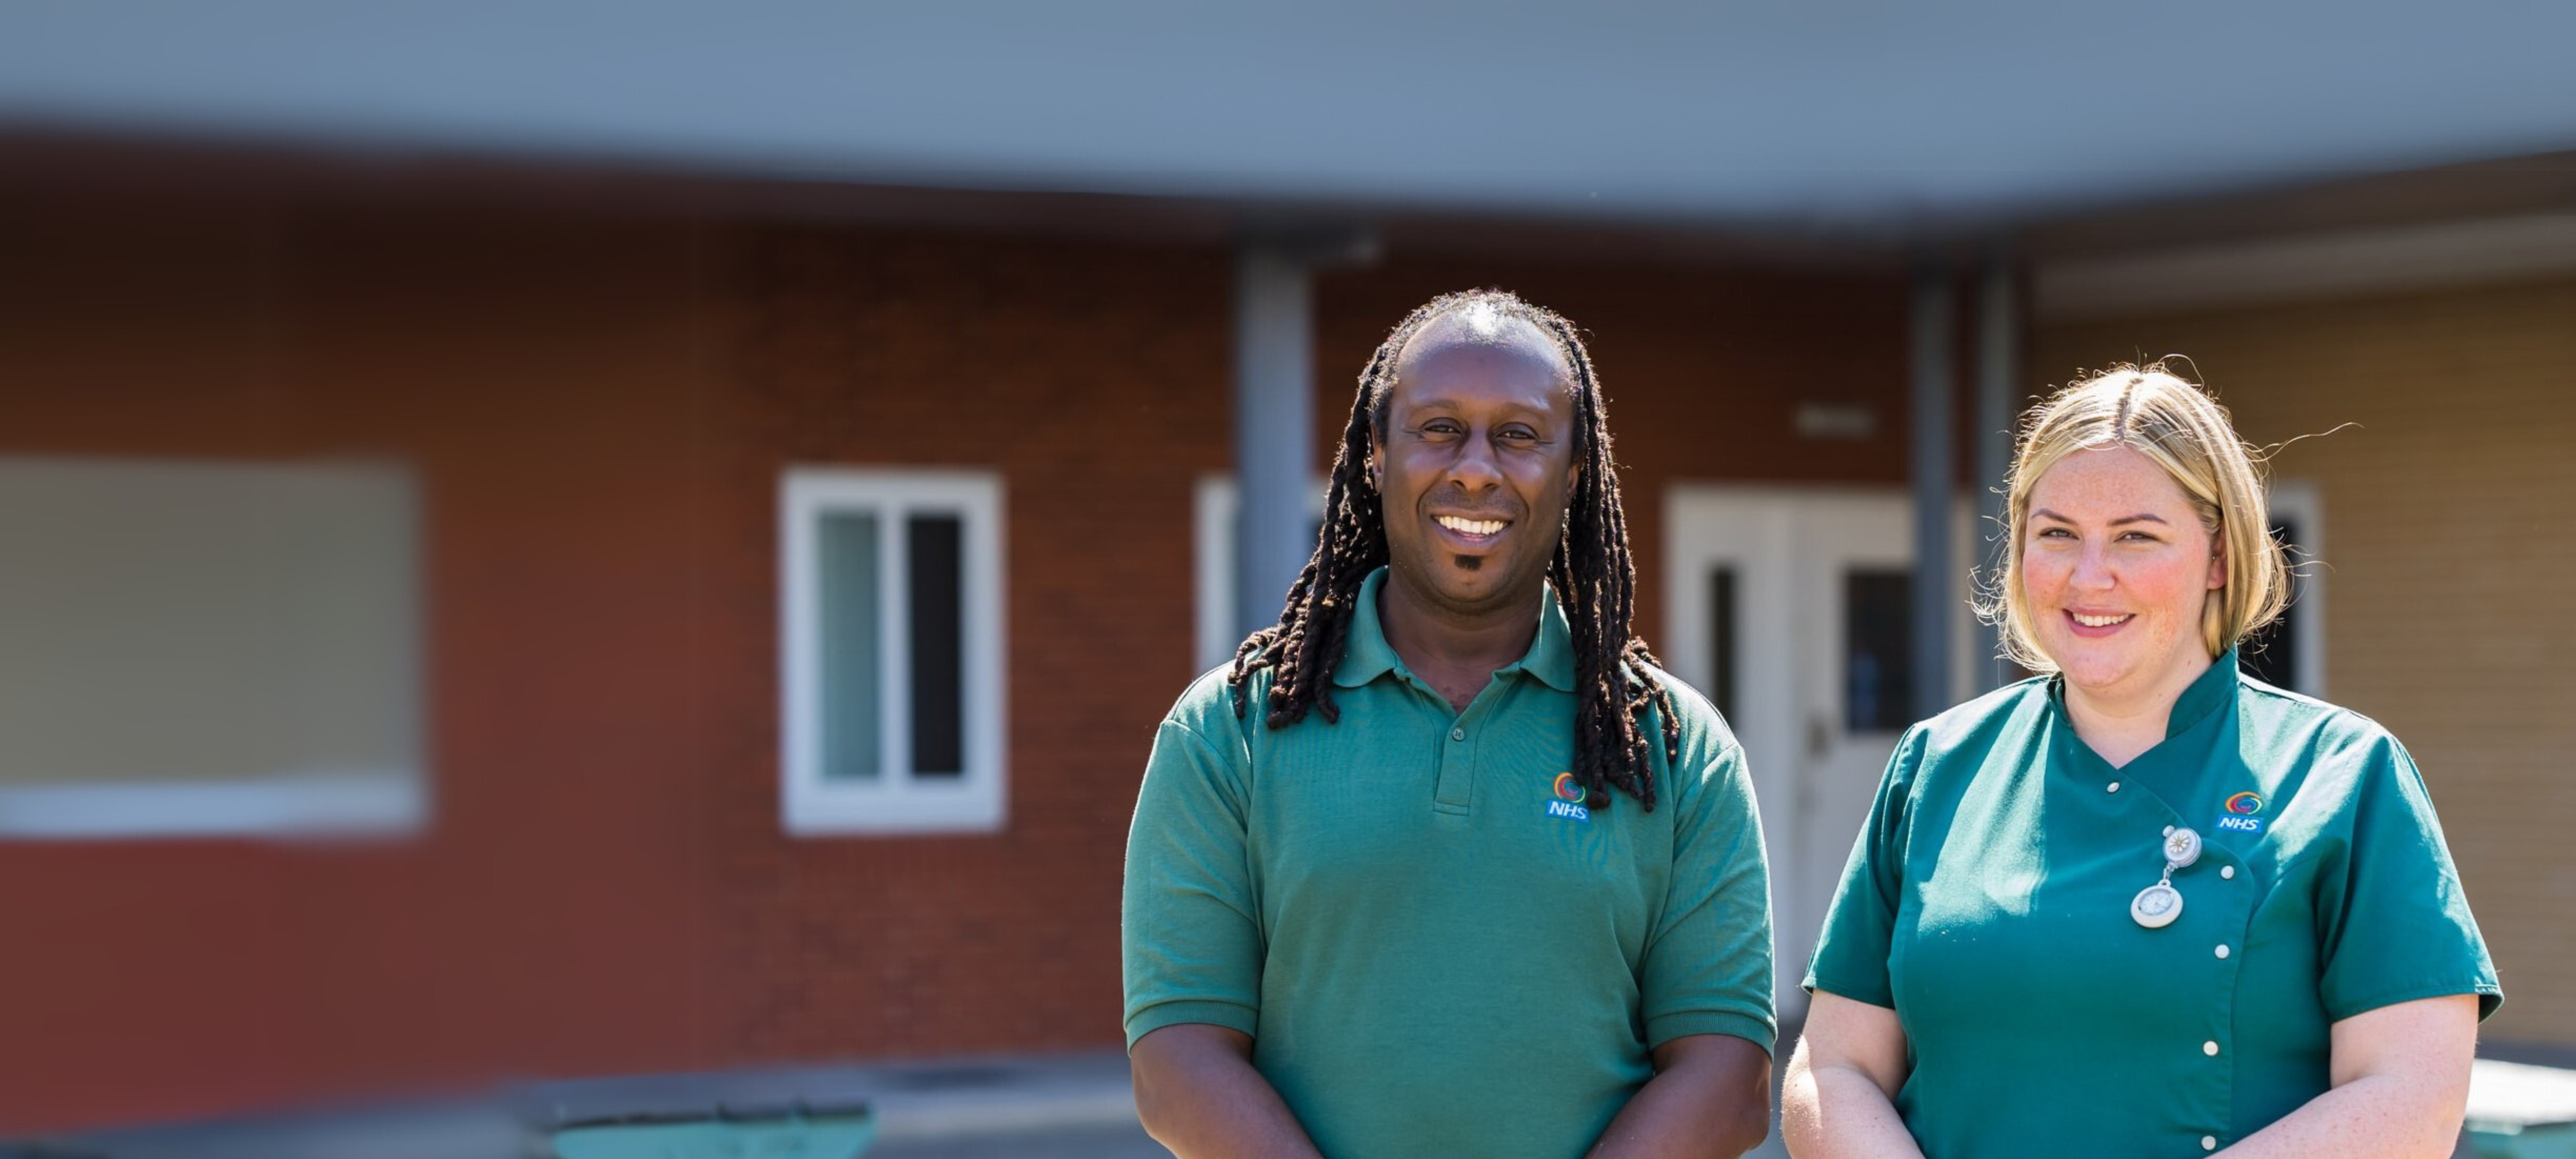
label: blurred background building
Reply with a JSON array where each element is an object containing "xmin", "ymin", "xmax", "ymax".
[{"xmin": 0, "ymin": 0, "xmax": 2571, "ymax": 1139}]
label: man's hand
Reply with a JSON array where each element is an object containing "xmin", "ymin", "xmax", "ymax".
[
  {"xmin": 1130, "ymin": 1024, "xmax": 1326, "ymax": 1159},
  {"xmin": 1586, "ymin": 1033, "xmax": 1772, "ymax": 1159}
]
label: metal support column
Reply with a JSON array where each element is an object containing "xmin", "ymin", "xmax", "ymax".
[
  {"xmin": 1974, "ymin": 255, "xmax": 2021, "ymax": 691},
  {"xmin": 1910, "ymin": 265, "xmax": 1956, "ymax": 720},
  {"xmin": 1233, "ymin": 244, "xmax": 1317, "ymax": 643}
]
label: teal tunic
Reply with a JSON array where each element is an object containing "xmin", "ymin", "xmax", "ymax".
[
  {"xmin": 1124, "ymin": 569, "xmax": 1774, "ymax": 1159},
  {"xmin": 1807, "ymin": 651, "xmax": 2500, "ymax": 1159}
]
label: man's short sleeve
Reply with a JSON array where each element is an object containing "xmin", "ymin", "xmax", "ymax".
[
  {"xmin": 1803, "ymin": 724, "xmax": 1925, "ymax": 1010},
  {"xmin": 2316, "ymin": 735, "xmax": 2503, "ymax": 1023},
  {"xmin": 1122, "ymin": 694, "xmax": 1265, "ymax": 1047},
  {"xmin": 1639, "ymin": 717, "xmax": 1777, "ymax": 1054}
]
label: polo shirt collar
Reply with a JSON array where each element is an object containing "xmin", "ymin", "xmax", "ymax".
[{"xmin": 1332, "ymin": 567, "xmax": 1578, "ymax": 693}]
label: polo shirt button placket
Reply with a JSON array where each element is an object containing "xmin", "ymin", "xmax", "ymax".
[{"xmin": 1430, "ymin": 713, "xmax": 1477, "ymax": 815}]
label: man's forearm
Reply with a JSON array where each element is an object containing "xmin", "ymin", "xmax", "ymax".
[
  {"xmin": 1131, "ymin": 1024, "xmax": 1325, "ymax": 1159},
  {"xmin": 1588, "ymin": 1034, "xmax": 1772, "ymax": 1159}
]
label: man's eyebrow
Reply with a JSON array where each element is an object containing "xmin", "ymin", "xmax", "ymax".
[
  {"xmin": 2030, "ymin": 507, "xmax": 2169, "ymax": 526},
  {"xmin": 1393, "ymin": 396, "xmax": 1558, "ymax": 419}
]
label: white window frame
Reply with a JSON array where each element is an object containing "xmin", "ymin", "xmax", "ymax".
[
  {"xmin": 1193, "ymin": 474, "xmax": 1329, "ymax": 675},
  {"xmin": 780, "ymin": 468, "xmax": 1006, "ymax": 836},
  {"xmin": 2265, "ymin": 478, "xmax": 2327, "ymax": 698},
  {"xmin": 0, "ymin": 777, "xmax": 427, "ymax": 841}
]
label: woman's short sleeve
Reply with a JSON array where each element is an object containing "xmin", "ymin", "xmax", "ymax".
[
  {"xmin": 2315, "ymin": 736, "xmax": 2503, "ymax": 1022},
  {"xmin": 1803, "ymin": 724, "xmax": 1928, "ymax": 1010}
]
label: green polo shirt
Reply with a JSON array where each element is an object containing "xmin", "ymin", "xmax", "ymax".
[
  {"xmin": 1123, "ymin": 568, "xmax": 1774, "ymax": 1159},
  {"xmin": 1808, "ymin": 650, "xmax": 2501, "ymax": 1159}
]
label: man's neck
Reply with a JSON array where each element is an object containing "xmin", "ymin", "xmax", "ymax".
[{"xmin": 1375, "ymin": 574, "xmax": 1545, "ymax": 713}]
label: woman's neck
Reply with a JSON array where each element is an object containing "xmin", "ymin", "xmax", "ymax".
[{"xmin": 2063, "ymin": 648, "xmax": 2216, "ymax": 769}]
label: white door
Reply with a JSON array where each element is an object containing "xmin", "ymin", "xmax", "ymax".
[{"xmin": 1663, "ymin": 486, "xmax": 1986, "ymax": 1022}]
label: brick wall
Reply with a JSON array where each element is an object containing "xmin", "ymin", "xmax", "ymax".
[
  {"xmin": 705, "ymin": 224, "xmax": 1232, "ymax": 1061},
  {"xmin": 2034, "ymin": 276, "xmax": 2576, "ymax": 1044},
  {"xmin": 0, "ymin": 196, "xmax": 720, "ymax": 1127},
  {"xmin": 0, "ymin": 181, "xmax": 1911, "ymax": 1128}
]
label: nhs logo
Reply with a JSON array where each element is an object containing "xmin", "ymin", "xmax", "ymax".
[
  {"xmin": 2217, "ymin": 792, "xmax": 2265, "ymax": 834},
  {"xmin": 1545, "ymin": 772, "xmax": 1592, "ymax": 822}
]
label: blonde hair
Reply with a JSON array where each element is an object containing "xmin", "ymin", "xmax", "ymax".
[{"xmin": 1978, "ymin": 361, "xmax": 2289, "ymax": 674}]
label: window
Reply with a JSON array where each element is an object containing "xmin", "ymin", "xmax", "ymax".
[
  {"xmin": 780, "ymin": 469, "xmax": 1005, "ymax": 835},
  {"xmin": 1842, "ymin": 569, "xmax": 1914, "ymax": 733},
  {"xmin": 2242, "ymin": 480, "xmax": 2326, "ymax": 697},
  {"xmin": 0, "ymin": 456, "xmax": 424, "ymax": 839},
  {"xmin": 1704, "ymin": 566, "xmax": 1739, "ymax": 722},
  {"xmin": 1193, "ymin": 474, "xmax": 1329, "ymax": 674}
]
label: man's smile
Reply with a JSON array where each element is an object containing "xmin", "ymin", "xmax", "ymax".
[{"xmin": 1433, "ymin": 513, "xmax": 1513, "ymax": 543}]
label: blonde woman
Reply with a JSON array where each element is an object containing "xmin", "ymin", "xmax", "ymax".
[{"xmin": 1782, "ymin": 364, "xmax": 2499, "ymax": 1159}]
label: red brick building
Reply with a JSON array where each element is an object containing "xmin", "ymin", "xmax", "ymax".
[
  {"xmin": 0, "ymin": 167, "xmax": 1919, "ymax": 1130},
  {"xmin": 3, "ymin": 6, "xmax": 2573, "ymax": 1134}
]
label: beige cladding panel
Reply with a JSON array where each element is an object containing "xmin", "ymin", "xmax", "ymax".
[{"xmin": 2035, "ymin": 277, "xmax": 2576, "ymax": 1045}]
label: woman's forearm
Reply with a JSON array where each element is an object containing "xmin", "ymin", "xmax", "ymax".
[
  {"xmin": 2213, "ymin": 1071, "xmax": 2466, "ymax": 1159},
  {"xmin": 2214, "ymin": 994, "xmax": 2478, "ymax": 1159},
  {"xmin": 1781, "ymin": 1055, "xmax": 1926, "ymax": 1159}
]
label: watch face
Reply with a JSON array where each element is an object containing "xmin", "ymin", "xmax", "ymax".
[{"xmin": 2131, "ymin": 883, "xmax": 2183, "ymax": 929}]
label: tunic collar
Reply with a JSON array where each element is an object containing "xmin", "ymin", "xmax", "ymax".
[
  {"xmin": 2165, "ymin": 646, "xmax": 2241, "ymax": 739},
  {"xmin": 1332, "ymin": 566, "xmax": 1578, "ymax": 693},
  {"xmin": 2048, "ymin": 645, "xmax": 2242, "ymax": 740}
]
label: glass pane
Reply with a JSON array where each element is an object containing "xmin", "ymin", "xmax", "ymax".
[
  {"xmin": 818, "ymin": 512, "xmax": 882, "ymax": 780},
  {"xmin": 1707, "ymin": 567, "xmax": 1738, "ymax": 722},
  {"xmin": 2239, "ymin": 519, "xmax": 2300, "ymax": 691},
  {"xmin": 1844, "ymin": 570, "xmax": 1913, "ymax": 733},
  {"xmin": 0, "ymin": 458, "xmax": 420, "ymax": 791},
  {"xmin": 907, "ymin": 514, "xmax": 965, "ymax": 777}
]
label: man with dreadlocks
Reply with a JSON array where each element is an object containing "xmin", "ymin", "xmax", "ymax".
[{"xmin": 1123, "ymin": 290, "xmax": 1774, "ymax": 1159}]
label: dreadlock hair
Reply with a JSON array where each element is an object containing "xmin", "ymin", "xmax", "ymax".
[{"xmin": 1225, "ymin": 288, "xmax": 1682, "ymax": 812}]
